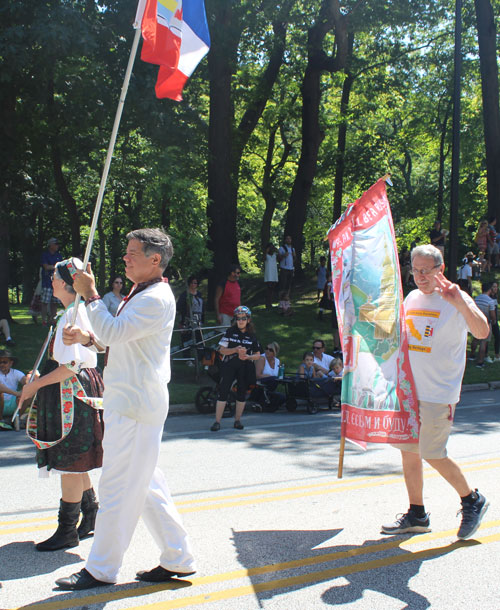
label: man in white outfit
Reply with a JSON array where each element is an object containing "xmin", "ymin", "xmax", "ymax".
[{"xmin": 56, "ymin": 228, "xmax": 195, "ymax": 590}]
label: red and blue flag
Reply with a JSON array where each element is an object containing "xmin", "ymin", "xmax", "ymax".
[{"xmin": 137, "ymin": 0, "xmax": 210, "ymax": 101}]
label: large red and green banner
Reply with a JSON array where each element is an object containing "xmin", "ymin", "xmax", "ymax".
[{"xmin": 327, "ymin": 178, "xmax": 419, "ymax": 445}]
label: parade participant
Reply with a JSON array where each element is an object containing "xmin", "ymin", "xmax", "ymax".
[
  {"xmin": 19, "ymin": 258, "xmax": 104, "ymax": 551},
  {"xmin": 0, "ymin": 350, "xmax": 27, "ymax": 430},
  {"xmin": 210, "ymin": 305, "xmax": 261, "ymax": 432},
  {"xmin": 55, "ymin": 228, "xmax": 195, "ymax": 590},
  {"xmin": 382, "ymin": 244, "xmax": 490, "ymax": 540}
]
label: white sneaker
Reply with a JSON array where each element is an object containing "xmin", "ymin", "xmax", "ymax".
[{"xmin": 484, "ymin": 357, "xmax": 494, "ymax": 363}]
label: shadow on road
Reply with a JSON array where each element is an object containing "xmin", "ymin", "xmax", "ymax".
[
  {"xmin": 0, "ymin": 541, "xmax": 82, "ymax": 580},
  {"xmin": 232, "ymin": 527, "xmax": 476, "ymax": 609},
  {"xmin": 12, "ymin": 578, "xmax": 192, "ymax": 610}
]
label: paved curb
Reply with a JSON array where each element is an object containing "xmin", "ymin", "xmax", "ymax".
[
  {"xmin": 169, "ymin": 382, "xmax": 500, "ymax": 414},
  {"xmin": 461, "ymin": 383, "xmax": 490, "ymax": 392},
  {"xmin": 169, "ymin": 402, "xmax": 198, "ymax": 415}
]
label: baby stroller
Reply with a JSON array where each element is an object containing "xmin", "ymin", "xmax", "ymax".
[
  {"xmin": 195, "ymin": 348, "xmax": 235, "ymax": 417},
  {"xmin": 283, "ymin": 375, "xmax": 340, "ymax": 414}
]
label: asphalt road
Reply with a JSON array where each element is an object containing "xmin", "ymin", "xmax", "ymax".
[{"xmin": 1, "ymin": 388, "xmax": 500, "ymax": 610}]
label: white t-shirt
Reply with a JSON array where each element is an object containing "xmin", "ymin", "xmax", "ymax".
[
  {"xmin": 404, "ymin": 289, "xmax": 473, "ymax": 404},
  {"xmin": 313, "ymin": 353, "xmax": 334, "ymax": 370},
  {"xmin": 457, "ymin": 263, "xmax": 472, "ymax": 281},
  {"xmin": 0, "ymin": 368, "xmax": 25, "ymax": 394},
  {"xmin": 279, "ymin": 245, "xmax": 295, "ymax": 270}
]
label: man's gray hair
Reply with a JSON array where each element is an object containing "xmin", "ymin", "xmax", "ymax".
[
  {"xmin": 411, "ymin": 244, "xmax": 443, "ymax": 266},
  {"xmin": 126, "ymin": 228, "xmax": 173, "ymax": 270},
  {"xmin": 54, "ymin": 266, "xmax": 76, "ymax": 294}
]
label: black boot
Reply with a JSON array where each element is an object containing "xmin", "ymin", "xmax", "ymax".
[
  {"xmin": 78, "ymin": 487, "xmax": 99, "ymax": 540},
  {"xmin": 36, "ymin": 499, "xmax": 80, "ymax": 552}
]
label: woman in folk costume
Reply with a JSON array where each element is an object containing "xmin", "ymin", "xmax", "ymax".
[{"xmin": 20, "ymin": 258, "xmax": 104, "ymax": 552}]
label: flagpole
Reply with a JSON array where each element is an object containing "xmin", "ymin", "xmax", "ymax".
[
  {"xmin": 337, "ymin": 435, "xmax": 345, "ymax": 478},
  {"xmin": 71, "ymin": 25, "xmax": 142, "ymax": 324}
]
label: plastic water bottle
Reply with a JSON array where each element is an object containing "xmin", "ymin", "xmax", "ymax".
[{"xmin": 278, "ymin": 363, "xmax": 285, "ymax": 379}]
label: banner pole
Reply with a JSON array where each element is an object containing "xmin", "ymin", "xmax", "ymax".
[
  {"xmin": 337, "ymin": 435, "xmax": 346, "ymax": 479},
  {"xmin": 71, "ymin": 25, "xmax": 142, "ymax": 324}
]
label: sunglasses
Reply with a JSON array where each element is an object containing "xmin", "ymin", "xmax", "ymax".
[
  {"xmin": 265, "ymin": 346, "xmax": 274, "ymax": 352},
  {"xmin": 313, "ymin": 346, "xmax": 323, "ymax": 350},
  {"xmin": 235, "ymin": 316, "xmax": 248, "ymax": 321}
]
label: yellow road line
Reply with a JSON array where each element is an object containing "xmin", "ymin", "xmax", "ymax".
[
  {"xmin": 8, "ymin": 520, "xmax": 500, "ymax": 610},
  {"xmin": 10, "ymin": 522, "xmax": 500, "ymax": 610},
  {"xmin": 2, "ymin": 459, "xmax": 499, "ymax": 534},
  {"xmin": 176, "ymin": 455, "xmax": 500, "ymax": 506}
]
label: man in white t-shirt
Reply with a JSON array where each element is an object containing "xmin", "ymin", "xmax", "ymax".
[
  {"xmin": 311, "ymin": 339, "xmax": 334, "ymax": 373},
  {"xmin": 0, "ymin": 350, "xmax": 26, "ymax": 430},
  {"xmin": 382, "ymin": 244, "xmax": 490, "ymax": 540},
  {"xmin": 278, "ymin": 235, "xmax": 296, "ymax": 294}
]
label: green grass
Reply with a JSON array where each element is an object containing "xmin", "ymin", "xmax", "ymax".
[{"xmin": 4, "ymin": 271, "xmax": 500, "ymax": 404}]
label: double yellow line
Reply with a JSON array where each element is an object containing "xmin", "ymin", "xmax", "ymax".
[
  {"xmin": 11, "ymin": 521, "xmax": 500, "ymax": 610},
  {"xmin": 2, "ymin": 456, "xmax": 500, "ymax": 536}
]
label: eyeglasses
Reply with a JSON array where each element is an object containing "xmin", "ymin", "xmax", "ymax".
[
  {"xmin": 235, "ymin": 316, "xmax": 248, "ymax": 321},
  {"xmin": 410, "ymin": 264, "xmax": 440, "ymax": 276},
  {"xmin": 265, "ymin": 346, "xmax": 274, "ymax": 352}
]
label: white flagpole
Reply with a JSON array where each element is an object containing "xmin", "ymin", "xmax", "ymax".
[{"xmin": 71, "ymin": 23, "xmax": 143, "ymax": 324}]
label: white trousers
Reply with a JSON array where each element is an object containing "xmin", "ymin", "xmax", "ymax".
[{"xmin": 86, "ymin": 410, "xmax": 195, "ymax": 583}]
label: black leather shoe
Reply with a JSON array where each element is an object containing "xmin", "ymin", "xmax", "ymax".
[
  {"xmin": 136, "ymin": 565, "xmax": 196, "ymax": 582},
  {"xmin": 55, "ymin": 568, "xmax": 111, "ymax": 590}
]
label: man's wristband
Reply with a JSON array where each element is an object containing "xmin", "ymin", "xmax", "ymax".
[
  {"xmin": 85, "ymin": 295, "xmax": 102, "ymax": 307},
  {"xmin": 83, "ymin": 332, "xmax": 95, "ymax": 348}
]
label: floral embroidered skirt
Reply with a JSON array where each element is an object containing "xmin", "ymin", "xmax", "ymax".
[{"xmin": 35, "ymin": 360, "xmax": 104, "ymax": 473}]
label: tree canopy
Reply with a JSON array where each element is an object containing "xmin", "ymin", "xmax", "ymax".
[{"xmin": 1, "ymin": 0, "xmax": 499, "ymax": 311}]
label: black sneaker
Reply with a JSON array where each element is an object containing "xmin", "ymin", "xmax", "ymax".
[
  {"xmin": 234, "ymin": 420, "xmax": 244, "ymax": 430},
  {"xmin": 210, "ymin": 422, "xmax": 220, "ymax": 432},
  {"xmin": 381, "ymin": 510, "xmax": 431, "ymax": 534},
  {"xmin": 457, "ymin": 490, "xmax": 489, "ymax": 540}
]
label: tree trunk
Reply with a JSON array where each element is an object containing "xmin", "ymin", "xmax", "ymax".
[
  {"xmin": 333, "ymin": 32, "xmax": 354, "ymax": 223},
  {"xmin": 285, "ymin": 0, "xmax": 348, "ymax": 273},
  {"xmin": 47, "ymin": 76, "xmax": 82, "ymax": 256},
  {"xmin": 206, "ymin": 4, "xmax": 238, "ymax": 303},
  {"xmin": 97, "ymin": 213, "xmax": 107, "ymax": 295},
  {"xmin": 206, "ymin": 1, "xmax": 289, "ymax": 305},
  {"xmin": 259, "ymin": 122, "xmax": 292, "ymax": 251},
  {"xmin": 437, "ymin": 98, "xmax": 452, "ymax": 221},
  {"xmin": 474, "ymin": 0, "xmax": 500, "ymax": 219},
  {"xmin": 0, "ymin": 219, "xmax": 11, "ymax": 322}
]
